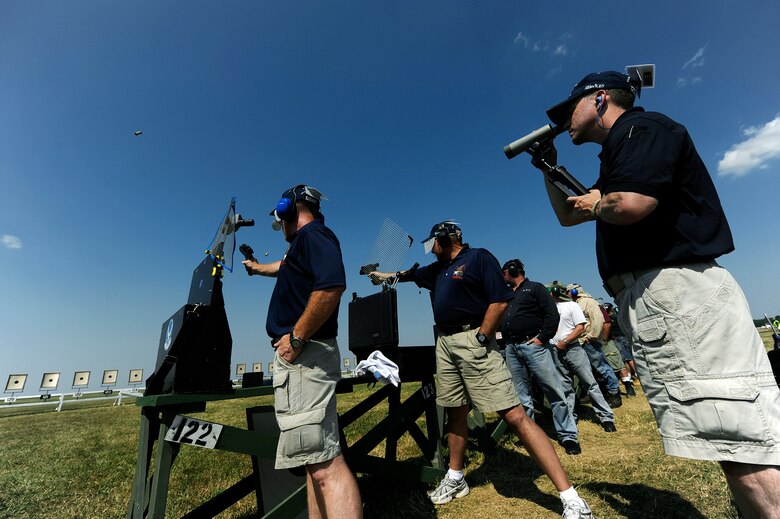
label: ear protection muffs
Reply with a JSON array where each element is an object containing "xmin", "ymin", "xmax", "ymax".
[
  {"xmin": 570, "ymin": 288, "xmax": 579, "ymax": 297},
  {"xmin": 435, "ymin": 232, "xmax": 452, "ymax": 248},
  {"xmin": 504, "ymin": 259, "xmax": 524, "ymax": 278},
  {"xmin": 275, "ymin": 185, "xmax": 322, "ymax": 223},
  {"xmin": 275, "ymin": 194, "xmax": 297, "ymax": 222},
  {"xmin": 551, "ymin": 284, "xmax": 567, "ymax": 299}
]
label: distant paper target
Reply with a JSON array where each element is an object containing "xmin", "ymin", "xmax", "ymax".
[
  {"xmin": 102, "ymin": 369, "xmax": 118, "ymax": 386},
  {"xmin": 128, "ymin": 369, "xmax": 144, "ymax": 383},
  {"xmin": 72, "ymin": 371, "xmax": 91, "ymax": 388},
  {"xmin": 343, "ymin": 358, "xmax": 351, "ymax": 368},
  {"xmin": 267, "ymin": 363, "xmax": 274, "ymax": 373},
  {"xmin": 40, "ymin": 372, "xmax": 60, "ymax": 390},
  {"xmin": 236, "ymin": 363, "xmax": 246, "ymax": 375},
  {"xmin": 4, "ymin": 374, "xmax": 27, "ymax": 393},
  {"xmin": 253, "ymin": 363, "xmax": 263, "ymax": 373}
]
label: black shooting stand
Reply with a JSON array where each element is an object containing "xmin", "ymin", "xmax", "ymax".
[{"xmin": 127, "ymin": 202, "xmax": 446, "ymax": 518}]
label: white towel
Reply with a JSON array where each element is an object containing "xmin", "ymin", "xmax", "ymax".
[{"xmin": 355, "ymin": 350, "xmax": 401, "ymax": 387}]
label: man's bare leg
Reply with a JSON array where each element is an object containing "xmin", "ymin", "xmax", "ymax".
[
  {"xmin": 306, "ymin": 455, "xmax": 362, "ymax": 519},
  {"xmin": 445, "ymin": 405, "xmax": 470, "ymax": 470},
  {"xmin": 499, "ymin": 405, "xmax": 571, "ymax": 491},
  {"xmin": 721, "ymin": 462, "xmax": 780, "ymax": 519}
]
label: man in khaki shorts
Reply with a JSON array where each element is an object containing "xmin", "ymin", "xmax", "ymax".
[
  {"xmin": 243, "ymin": 184, "xmax": 362, "ymax": 518},
  {"xmin": 536, "ymin": 69, "xmax": 780, "ymax": 517},
  {"xmin": 371, "ymin": 221, "xmax": 592, "ymax": 519}
]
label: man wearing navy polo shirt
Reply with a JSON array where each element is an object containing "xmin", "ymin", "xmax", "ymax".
[
  {"xmin": 242, "ymin": 184, "xmax": 362, "ymax": 519},
  {"xmin": 371, "ymin": 222, "xmax": 592, "ymax": 518},
  {"xmin": 535, "ymin": 70, "xmax": 780, "ymax": 517}
]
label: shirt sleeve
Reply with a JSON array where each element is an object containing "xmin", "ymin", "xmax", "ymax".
[
  {"xmin": 480, "ymin": 250, "xmax": 513, "ymax": 303},
  {"xmin": 303, "ymin": 229, "xmax": 346, "ymax": 290},
  {"xmin": 411, "ymin": 262, "xmax": 440, "ymax": 291},
  {"xmin": 602, "ymin": 120, "xmax": 683, "ymax": 200},
  {"xmin": 535, "ymin": 283, "xmax": 560, "ymax": 343}
]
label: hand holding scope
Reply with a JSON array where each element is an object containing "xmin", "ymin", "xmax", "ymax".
[{"xmin": 503, "ymin": 124, "xmax": 565, "ymax": 159}]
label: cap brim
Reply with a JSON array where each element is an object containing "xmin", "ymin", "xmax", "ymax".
[
  {"xmin": 423, "ymin": 237, "xmax": 436, "ymax": 254},
  {"xmin": 546, "ymin": 95, "xmax": 578, "ymax": 127}
]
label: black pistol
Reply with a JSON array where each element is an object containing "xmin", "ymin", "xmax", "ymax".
[{"xmin": 239, "ymin": 243, "xmax": 258, "ymax": 276}]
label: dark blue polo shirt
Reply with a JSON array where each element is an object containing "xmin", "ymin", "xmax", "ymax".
[
  {"xmin": 412, "ymin": 245, "xmax": 513, "ymax": 327},
  {"xmin": 266, "ymin": 220, "xmax": 345, "ymax": 339},
  {"xmin": 593, "ymin": 107, "xmax": 734, "ymax": 279}
]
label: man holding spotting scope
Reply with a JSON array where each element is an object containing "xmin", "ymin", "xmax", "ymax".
[
  {"xmin": 242, "ymin": 184, "xmax": 362, "ymax": 519},
  {"xmin": 521, "ymin": 70, "xmax": 780, "ymax": 517},
  {"xmin": 370, "ymin": 222, "xmax": 593, "ymax": 518}
]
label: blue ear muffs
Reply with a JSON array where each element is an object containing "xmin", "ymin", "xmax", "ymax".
[
  {"xmin": 275, "ymin": 196, "xmax": 296, "ymax": 222},
  {"xmin": 570, "ymin": 288, "xmax": 578, "ymax": 297}
]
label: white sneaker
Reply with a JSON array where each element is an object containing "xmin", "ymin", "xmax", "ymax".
[
  {"xmin": 428, "ymin": 476, "xmax": 470, "ymax": 505},
  {"xmin": 562, "ymin": 498, "xmax": 593, "ymax": 519}
]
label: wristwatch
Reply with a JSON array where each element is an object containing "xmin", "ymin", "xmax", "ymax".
[
  {"xmin": 476, "ymin": 332, "xmax": 489, "ymax": 345},
  {"xmin": 290, "ymin": 333, "xmax": 304, "ymax": 349}
]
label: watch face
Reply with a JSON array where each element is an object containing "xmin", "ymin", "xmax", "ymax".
[{"xmin": 291, "ymin": 336, "xmax": 303, "ymax": 349}]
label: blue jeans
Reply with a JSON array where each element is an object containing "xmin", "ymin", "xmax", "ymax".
[
  {"xmin": 581, "ymin": 340, "xmax": 620, "ymax": 394},
  {"xmin": 504, "ymin": 341, "xmax": 578, "ymax": 443},
  {"xmin": 554, "ymin": 344, "xmax": 615, "ymax": 424}
]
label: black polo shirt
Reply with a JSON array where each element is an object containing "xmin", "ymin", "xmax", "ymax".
[
  {"xmin": 412, "ymin": 245, "xmax": 513, "ymax": 327},
  {"xmin": 593, "ymin": 107, "xmax": 734, "ymax": 279},
  {"xmin": 499, "ymin": 278, "xmax": 559, "ymax": 344},
  {"xmin": 266, "ymin": 220, "xmax": 345, "ymax": 339}
]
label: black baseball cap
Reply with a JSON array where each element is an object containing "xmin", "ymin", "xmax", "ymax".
[{"xmin": 546, "ymin": 70, "xmax": 642, "ymax": 126}]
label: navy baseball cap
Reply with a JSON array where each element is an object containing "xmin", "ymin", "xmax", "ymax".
[
  {"xmin": 546, "ymin": 70, "xmax": 642, "ymax": 126},
  {"xmin": 422, "ymin": 221, "xmax": 461, "ymax": 254}
]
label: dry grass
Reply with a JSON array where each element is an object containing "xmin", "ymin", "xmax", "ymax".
[{"xmin": 0, "ymin": 378, "xmax": 744, "ymax": 519}]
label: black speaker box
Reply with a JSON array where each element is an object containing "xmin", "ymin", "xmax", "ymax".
[
  {"xmin": 348, "ymin": 289, "xmax": 399, "ymax": 359},
  {"xmin": 145, "ymin": 304, "xmax": 233, "ymax": 395}
]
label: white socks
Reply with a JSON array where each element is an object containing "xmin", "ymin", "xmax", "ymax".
[{"xmin": 447, "ymin": 468, "xmax": 464, "ymax": 481}]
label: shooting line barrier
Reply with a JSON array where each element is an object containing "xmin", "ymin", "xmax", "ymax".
[{"xmin": 127, "ymin": 373, "xmax": 446, "ymax": 518}]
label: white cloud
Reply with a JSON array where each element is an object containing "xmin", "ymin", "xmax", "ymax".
[
  {"xmin": 1, "ymin": 235, "xmax": 23, "ymax": 249},
  {"xmin": 513, "ymin": 31, "xmax": 573, "ymax": 58},
  {"xmin": 718, "ymin": 115, "xmax": 780, "ymax": 177},
  {"xmin": 513, "ymin": 32, "xmax": 529, "ymax": 47},
  {"xmin": 683, "ymin": 44, "xmax": 708, "ymax": 69},
  {"xmin": 678, "ymin": 43, "xmax": 709, "ymax": 88}
]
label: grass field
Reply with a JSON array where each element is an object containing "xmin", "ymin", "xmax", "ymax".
[{"xmin": 2, "ymin": 329, "xmax": 775, "ymax": 518}]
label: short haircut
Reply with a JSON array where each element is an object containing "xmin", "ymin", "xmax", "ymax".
[{"xmin": 606, "ymin": 88, "xmax": 635, "ymax": 110}]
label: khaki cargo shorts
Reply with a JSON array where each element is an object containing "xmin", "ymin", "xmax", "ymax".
[
  {"xmin": 435, "ymin": 329, "xmax": 520, "ymax": 413},
  {"xmin": 272, "ymin": 338, "xmax": 342, "ymax": 469},
  {"xmin": 616, "ymin": 262, "xmax": 780, "ymax": 464}
]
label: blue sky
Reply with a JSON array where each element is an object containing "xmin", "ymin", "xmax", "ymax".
[{"xmin": 2, "ymin": 1, "xmax": 779, "ymax": 393}]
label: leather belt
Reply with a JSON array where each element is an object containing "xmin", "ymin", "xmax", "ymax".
[
  {"xmin": 503, "ymin": 332, "xmax": 538, "ymax": 343},
  {"xmin": 603, "ymin": 267, "xmax": 658, "ymax": 298},
  {"xmin": 438, "ymin": 322, "xmax": 481, "ymax": 336}
]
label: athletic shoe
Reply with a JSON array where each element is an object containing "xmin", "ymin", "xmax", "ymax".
[
  {"xmin": 560, "ymin": 439, "xmax": 582, "ymax": 455},
  {"xmin": 606, "ymin": 392, "xmax": 622, "ymax": 408},
  {"xmin": 602, "ymin": 421, "xmax": 617, "ymax": 432},
  {"xmin": 624, "ymin": 381, "xmax": 636, "ymax": 396},
  {"xmin": 428, "ymin": 476, "xmax": 470, "ymax": 505},
  {"xmin": 562, "ymin": 497, "xmax": 593, "ymax": 519}
]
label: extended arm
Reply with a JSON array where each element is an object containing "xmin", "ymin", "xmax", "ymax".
[{"xmin": 242, "ymin": 260, "xmax": 282, "ymax": 277}]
